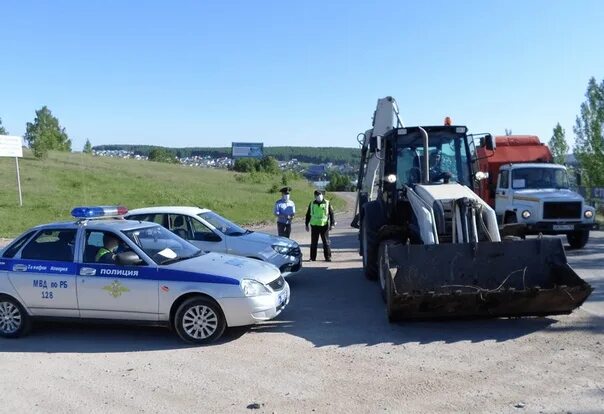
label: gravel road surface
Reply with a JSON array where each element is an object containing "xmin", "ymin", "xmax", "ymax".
[{"xmin": 1, "ymin": 194, "xmax": 602, "ymax": 413}]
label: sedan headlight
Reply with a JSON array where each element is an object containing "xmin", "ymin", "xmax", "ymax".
[
  {"xmin": 584, "ymin": 210, "xmax": 593, "ymax": 219},
  {"xmin": 521, "ymin": 210, "xmax": 531, "ymax": 219},
  {"xmin": 272, "ymin": 244, "xmax": 290, "ymax": 255},
  {"xmin": 240, "ymin": 279, "xmax": 271, "ymax": 297}
]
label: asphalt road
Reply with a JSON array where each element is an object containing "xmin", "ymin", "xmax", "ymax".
[{"xmin": 1, "ymin": 194, "xmax": 603, "ymax": 413}]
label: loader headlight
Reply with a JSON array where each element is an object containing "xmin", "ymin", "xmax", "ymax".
[
  {"xmin": 385, "ymin": 174, "xmax": 397, "ymax": 184},
  {"xmin": 521, "ymin": 210, "xmax": 531, "ymax": 219},
  {"xmin": 584, "ymin": 210, "xmax": 593, "ymax": 219}
]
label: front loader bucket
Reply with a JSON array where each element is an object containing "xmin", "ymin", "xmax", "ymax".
[{"xmin": 385, "ymin": 238, "xmax": 592, "ymax": 320}]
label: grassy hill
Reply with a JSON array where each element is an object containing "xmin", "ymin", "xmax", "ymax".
[{"xmin": 0, "ymin": 151, "xmax": 344, "ymax": 237}]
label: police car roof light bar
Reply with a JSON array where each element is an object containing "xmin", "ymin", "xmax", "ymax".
[{"xmin": 71, "ymin": 205, "xmax": 129, "ymax": 219}]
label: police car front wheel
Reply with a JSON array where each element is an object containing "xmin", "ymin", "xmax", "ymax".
[
  {"xmin": 174, "ymin": 297, "xmax": 226, "ymax": 344},
  {"xmin": 0, "ymin": 295, "xmax": 31, "ymax": 338}
]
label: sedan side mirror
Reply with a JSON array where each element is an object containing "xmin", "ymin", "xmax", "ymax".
[{"xmin": 116, "ymin": 251, "xmax": 144, "ymax": 266}]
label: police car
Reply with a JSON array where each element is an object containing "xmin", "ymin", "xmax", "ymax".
[
  {"xmin": 0, "ymin": 206, "xmax": 290, "ymax": 344},
  {"xmin": 125, "ymin": 206, "xmax": 302, "ymax": 276}
]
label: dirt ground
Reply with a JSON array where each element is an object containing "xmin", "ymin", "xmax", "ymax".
[{"xmin": 1, "ymin": 194, "xmax": 603, "ymax": 413}]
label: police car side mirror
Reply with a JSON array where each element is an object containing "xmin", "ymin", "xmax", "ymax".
[{"xmin": 116, "ymin": 251, "xmax": 144, "ymax": 266}]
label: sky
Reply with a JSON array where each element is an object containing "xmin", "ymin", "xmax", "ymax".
[{"xmin": 1, "ymin": 0, "xmax": 603, "ymax": 151}]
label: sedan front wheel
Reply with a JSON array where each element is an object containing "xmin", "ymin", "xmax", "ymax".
[{"xmin": 174, "ymin": 297, "xmax": 226, "ymax": 344}]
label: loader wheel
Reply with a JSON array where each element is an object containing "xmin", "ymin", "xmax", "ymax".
[
  {"xmin": 384, "ymin": 263, "xmax": 397, "ymax": 323},
  {"xmin": 378, "ymin": 240, "xmax": 397, "ymax": 303},
  {"xmin": 567, "ymin": 230, "xmax": 589, "ymax": 249},
  {"xmin": 361, "ymin": 214, "xmax": 378, "ymax": 280}
]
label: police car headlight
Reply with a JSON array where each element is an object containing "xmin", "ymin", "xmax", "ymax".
[
  {"xmin": 272, "ymin": 245, "xmax": 290, "ymax": 255},
  {"xmin": 241, "ymin": 279, "xmax": 271, "ymax": 297},
  {"xmin": 584, "ymin": 210, "xmax": 593, "ymax": 219},
  {"xmin": 521, "ymin": 210, "xmax": 531, "ymax": 219}
]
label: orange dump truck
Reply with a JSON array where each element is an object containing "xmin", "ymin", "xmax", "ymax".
[{"xmin": 476, "ymin": 135, "xmax": 598, "ymax": 248}]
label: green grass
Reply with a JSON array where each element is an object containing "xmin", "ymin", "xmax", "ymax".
[{"xmin": 0, "ymin": 150, "xmax": 345, "ymax": 237}]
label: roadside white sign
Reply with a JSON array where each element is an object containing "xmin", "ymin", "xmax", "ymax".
[
  {"xmin": 0, "ymin": 135, "xmax": 24, "ymax": 206},
  {"xmin": 0, "ymin": 135, "xmax": 24, "ymax": 158}
]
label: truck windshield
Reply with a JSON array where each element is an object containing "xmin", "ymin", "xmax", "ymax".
[
  {"xmin": 395, "ymin": 130, "xmax": 470, "ymax": 187},
  {"xmin": 511, "ymin": 168, "xmax": 569, "ymax": 189}
]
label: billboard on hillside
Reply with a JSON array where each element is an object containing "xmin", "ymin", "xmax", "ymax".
[
  {"xmin": 0, "ymin": 135, "xmax": 23, "ymax": 158},
  {"xmin": 232, "ymin": 142, "xmax": 264, "ymax": 159}
]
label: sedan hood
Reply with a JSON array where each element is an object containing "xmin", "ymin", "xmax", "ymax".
[
  {"xmin": 240, "ymin": 231, "xmax": 296, "ymax": 247},
  {"xmin": 163, "ymin": 252, "xmax": 281, "ymax": 284}
]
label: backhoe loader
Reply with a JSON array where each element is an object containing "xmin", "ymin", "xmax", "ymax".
[{"xmin": 352, "ymin": 97, "xmax": 592, "ymax": 320}]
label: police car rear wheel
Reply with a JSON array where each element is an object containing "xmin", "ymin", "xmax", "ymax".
[
  {"xmin": 0, "ymin": 296, "xmax": 31, "ymax": 338},
  {"xmin": 174, "ymin": 297, "xmax": 226, "ymax": 344}
]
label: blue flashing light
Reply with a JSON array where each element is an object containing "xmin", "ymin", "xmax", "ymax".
[{"xmin": 71, "ymin": 205, "xmax": 128, "ymax": 219}]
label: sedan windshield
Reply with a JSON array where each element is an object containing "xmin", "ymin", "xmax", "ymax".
[
  {"xmin": 123, "ymin": 225, "xmax": 201, "ymax": 265},
  {"xmin": 199, "ymin": 211, "xmax": 248, "ymax": 236},
  {"xmin": 512, "ymin": 168, "xmax": 569, "ymax": 189}
]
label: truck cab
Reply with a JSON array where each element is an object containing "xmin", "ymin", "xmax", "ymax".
[{"xmin": 495, "ymin": 163, "xmax": 598, "ymax": 248}]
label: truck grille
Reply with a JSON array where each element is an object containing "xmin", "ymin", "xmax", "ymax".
[
  {"xmin": 543, "ymin": 202, "xmax": 581, "ymax": 219},
  {"xmin": 268, "ymin": 276, "xmax": 285, "ymax": 291}
]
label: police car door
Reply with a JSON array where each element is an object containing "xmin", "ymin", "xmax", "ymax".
[
  {"xmin": 77, "ymin": 230, "xmax": 158, "ymax": 321},
  {"xmin": 3, "ymin": 229, "xmax": 78, "ymax": 317}
]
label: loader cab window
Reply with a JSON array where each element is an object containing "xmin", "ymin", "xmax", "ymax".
[{"xmin": 395, "ymin": 131, "xmax": 471, "ymax": 188}]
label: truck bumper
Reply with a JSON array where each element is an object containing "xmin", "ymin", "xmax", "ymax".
[{"xmin": 525, "ymin": 221, "xmax": 600, "ymax": 235}]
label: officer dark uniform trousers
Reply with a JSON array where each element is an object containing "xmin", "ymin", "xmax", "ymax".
[{"xmin": 305, "ymin": 193, "xmax": 335, "ymax": 261}]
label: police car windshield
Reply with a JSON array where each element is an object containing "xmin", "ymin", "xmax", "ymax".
[
  {"xmin": 198, "ymin": 212, "xmax": 249, "ymax": 236},
  {"xmin": 123, "ymin": 225, "xmax": 201, "ymax": 265}
]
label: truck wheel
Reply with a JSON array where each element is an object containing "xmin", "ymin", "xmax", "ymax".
[
  {"xmin": 504, "ymin": 211, "xmax": 517, "ymax": 224},
  {"xmin": 361, "ymin": 214, "xmax": 378, "ymax": 281},
  {"xmin": 0, "ymin": 295, "xmax": 31, "ymax": 338},
  {"xmin": 174, "ymin": 296, "xmax": 226, "ymax": 344},
  {"xmin": 567, "ymin": 230, "xmax": 589, "ymax": 249}
]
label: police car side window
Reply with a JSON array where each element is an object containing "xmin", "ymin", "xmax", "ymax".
[
  {"xmin": 20, "ymin": 229, "xmax": 76, "ymax": 262},
  {"xmin": 2, "ymin": 231, "xmax": 36, "ymax": 258}
]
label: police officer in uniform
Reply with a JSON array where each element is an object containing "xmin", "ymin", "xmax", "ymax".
[
  {"xmin": 274, "ymin": 186, "xmax": 295, "ymax": 238},
  {"xmin": 96, "ymin": 233, "xmax": 119, "ymax": 264},
  {"xmin": 305, "ymin": 190, "xmax": 336, "ymax": 262}
]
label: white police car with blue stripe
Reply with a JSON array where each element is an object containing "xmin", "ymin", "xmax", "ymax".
[{"xmin": 0, "ymin": 206, "xmax": 290, "ymax": 344}]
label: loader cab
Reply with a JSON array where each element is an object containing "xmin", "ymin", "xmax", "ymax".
[{"xmin": 381, "ymin": 126, "xmax": 473, "ymax": 191}]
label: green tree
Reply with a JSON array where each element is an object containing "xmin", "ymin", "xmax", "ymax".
[
  {"xmin": 233, "ymin": 158, "xmax": 257, "ymax": 172},
  {"xmin": 326, "ymin": 171, "xmax": 352, "ymax": 191},
  {"xmin": 0, "ymin": 117, "xmax": 8, "ymax": 135},
  {"xmin": 573, "ymin": 77, "xmax": 604, "ymax": 186},
  {"xmin": 83, "ymin": 139, "xmax": 93, "ymax": 154},
  {"xmin": 258, "ymin": 156, "xmax": 280, "ymax": 174},
  {"xmin": 148, "ymin": 147, "xmax": 177, "ymax": 163},
  {"xmin": 24, "ymin": 106, "xmax": 71, "ymax": 158},
  {"xmin": 548, "ymin": 123, "xmax": 568, "ymax": 165}
]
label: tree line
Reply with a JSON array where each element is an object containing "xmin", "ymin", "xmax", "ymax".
[{"xmin": 93, "ymin": 144, "xmax": 361, "ymax": 165}]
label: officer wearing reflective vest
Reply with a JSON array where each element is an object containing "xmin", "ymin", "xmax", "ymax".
[
  {"xmin": 95, "ymin": 233, "xmax": 119, "ymax": 264},
  {"xmin": 305, "ymin": 190, "xmax": 336, "ymax": 262}
]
